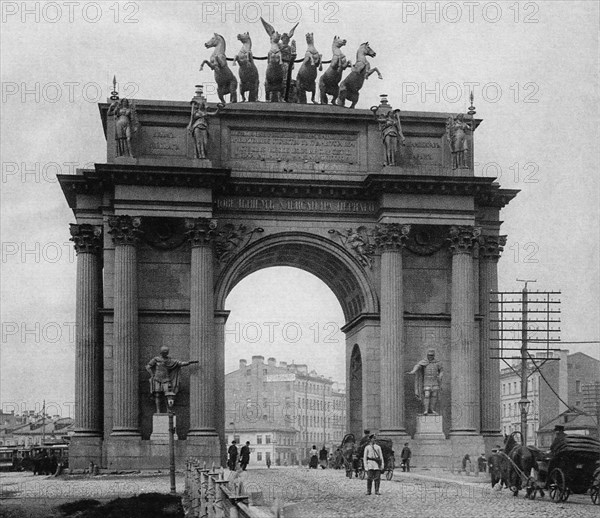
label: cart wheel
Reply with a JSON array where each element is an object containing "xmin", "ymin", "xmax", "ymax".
[
  {"xmin": 548, "ymin": 468, "xmax": 566, "ymax": 503},
  {"xmin": 591, "ymin": 484, "xmax": 599, "ymax": 505},
  {"xmin": 561, "ymin": 488, "xmax": 570, "ymax": 503},
  {"xmin": 359, "ymin": 469, "xmax": 365, "ymax": 480},
  {"xmin": 386, "ymin": 469, "xmax": 393, "ymax": 481}
]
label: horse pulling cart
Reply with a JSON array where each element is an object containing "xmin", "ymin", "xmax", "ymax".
[{"xmin": 340, "ymin": 433, "xmax": 395, "ymax": 481}]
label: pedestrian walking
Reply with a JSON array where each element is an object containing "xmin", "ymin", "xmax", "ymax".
[
  {"xmin": 477, "ymin": 453, "xmax": 487, "ymax": 473},
  {"xmin": 240, "ymin": 441, "xmax": 251, "ymax": 471},
  {"xmin": 319, "ymin": 445, "xmax": 328, "ymax": 469},
  {"xmin": 227, "ymin": 440, "xmax": 238, "ymax": 471},
  {"xmin": 400, "ymin": 442, "xmax": 412, "ymax": 472},
  {"xmin": 309, "ymin": 445, "xmax": 319, "ymax": 469},
  {"xmin": 266, "ymin": 456, "xmax": 272, "ymax": 468},
  {"xmin": 363, "ymin": 434, "xmax": 384, "ymax": 495}
]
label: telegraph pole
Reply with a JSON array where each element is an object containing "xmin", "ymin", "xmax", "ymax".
[{"xmin": 517, "ymin": 279, "xmax": 536, "ymax": 445}]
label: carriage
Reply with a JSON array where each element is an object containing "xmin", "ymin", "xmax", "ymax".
[
  {"xmin": 528, "ymin": 436, "xmax": 600, "ymax": 504},
  {"xmin": 340, "ymin": 433, "xmax": 395, "ymax": 481}
]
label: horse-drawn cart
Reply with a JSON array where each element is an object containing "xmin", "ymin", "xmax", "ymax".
[
  {"xmin": 535, "ymin": 436, "xmax": 600, "ymax": 504},
  {"xmin": 340, "ymin": 433, "xmax": 395, "ymax": 481}
]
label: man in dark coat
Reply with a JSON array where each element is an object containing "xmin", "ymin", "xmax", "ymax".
[
  {"xmin": 240, "ymin": 441, "xmax": 251, "ymax": 471},
  {"xmin": 227, "ymin": 440, "xmax": 238, "ymax": 471},
  {"xmin": 400, "ymin": 443, "xmax": 412, "ymax": 472}
]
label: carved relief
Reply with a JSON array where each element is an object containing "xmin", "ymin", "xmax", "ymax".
[
  {"xmin": 447, "ymin": 225, "xmax": 481, "ymax": 255},
  {"xmin": 374, "ymin": 223, "xmax": 411, "ymax": 251},
  {"xmin": 107, "ymin": 216, "xmax": 143, "ymax": 246},
  {"xmin": 478, "ymin": 234, "xmax": 507, "ymax": 261},
  {"xmin": 70, "ymin": 224, "xmax": 103, "ymax": 255},
  {"xmin": 184, "ymin": 218, "xmax": 218, "ymax": 247},
  {"xmin": 214, "ymin": 223, "xmax": 264, "ymax": 264},
  {"xmin": 142, "ymin": 218, "xmax": 187, "ymax": 250},
  {"xmin": 328, "ymin": 227, "xmax": 376, "ymax": 269},
  {"xmin": 405, "ymin": 227, "xmax": 446, "ymax": 256}
]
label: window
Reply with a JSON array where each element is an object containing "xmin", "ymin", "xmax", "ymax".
[
  {"xmin": 256, "ymin": 435, "xmax": 262, "ymax": 444},
  {"xmin": 263, "ymin": 369, "xmax": 268, "ymax": 375},
  {"xmin": 575, "ymin": 400, "xmax": 581, "ymax": 407},
  {"xmin": 576, "ymin": 380, "xmax": 581, "ymax": 393},
  {"xmin": 257, "ymin": 452, "xmax": 262, "ymax": 461},
  {"xmin": 245, "ymin": 369, "xmax": 251, "ymax": 376},
  {"xmin": 266, "ymin": 435, "xmax": 271, "ymax": 444},
  {"xmin": 234, "ymin": 435, "xmax": 240, "ymax": 443}
]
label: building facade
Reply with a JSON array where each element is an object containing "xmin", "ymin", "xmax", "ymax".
[
  {"xmin": 500, "ymin": 350, "xmax": 600, "ymax": 445},
  {"xmin": 225, "ymin": 356, "xmax": 346, "ymax": 464}
]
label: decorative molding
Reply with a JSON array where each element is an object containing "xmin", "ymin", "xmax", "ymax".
[
  {"xmin": 69, "ymin": 224, "xmax": 103, "ymax": 255},
  {"xmin": 478, "ymin": 234, "xmax": 507, "ymax": 261},
  {"xmin": 447, "ymin": 225, "xmax": 481, "ymax": 255},
  {"xmin": 328, "ymin": 227, "xmax": 376, "ymax": 269},
  {"xmin": 374, "ymin": 223, "xmax": 411, "ymax": 251},
  {"xmin": 107, "ymin": 215, "xmax": 142, "ymax": 246},
  {"xmin": 405, "ymin": 227, "xmax": 446, "ymax": 256},
  {"xmin": 184, "ymin": 218, "xmax": 218, "ymax": 247},
  {"xmin": 214, "ymin": 223, "xmax": 264, "ymax": 264}
]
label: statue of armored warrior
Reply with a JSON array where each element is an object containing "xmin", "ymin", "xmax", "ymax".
[
  {"xmin": 146, "ymin": 346, "xmax": 198, "ymax": 413},
  {"xmin": 408, "ymin": 349, "xmax": 443, "ymax": 415}
]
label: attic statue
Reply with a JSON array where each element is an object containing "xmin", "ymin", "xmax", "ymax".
[
  {"xmin": 407, "ymin": 349, "xmax": 444, "ymax": 415},
  {"xmin": 146, "ymin": 346, "xmax": 198, "ymax": 413}
]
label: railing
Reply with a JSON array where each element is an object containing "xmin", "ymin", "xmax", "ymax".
[{"xmin": 184, "ymin": 460, "xmax": 276, "ymax": 518}]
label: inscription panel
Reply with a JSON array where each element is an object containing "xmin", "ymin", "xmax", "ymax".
[
  {"xmin": 230, "ymin": 129, "xmax": 359, "ymax": 163},
  {"xmin": 141, "ymin": 126, "xmax": 187, "ymax": 157},
  {"xmin": 215, "ymin": 197, "xmax": 377, "ymax": 215},
  {"xmin": 401, "ymin": 136, "xmax": 443, "ymax": 166}
]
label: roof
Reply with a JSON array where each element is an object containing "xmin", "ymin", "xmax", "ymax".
[{"xmin": 538, "ymin": 410, "xmax": 598, "ymax": 433}]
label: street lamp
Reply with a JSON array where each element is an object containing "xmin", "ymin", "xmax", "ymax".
[
  {"xmin": 165, "ymin": 389, "xmax": 176, "ymax": 495},
  {"xmin": 518, "ymin": 397, "xmax": 530, "ymax": 444}
]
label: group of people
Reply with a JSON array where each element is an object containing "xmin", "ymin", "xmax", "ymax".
[
  {"xmin": 308, "ymin": 445, "xmax": 330, "ymax": 469},
  {"xmin": 227, "ymin": 440, "xmax": 252, "ymax": 471}
]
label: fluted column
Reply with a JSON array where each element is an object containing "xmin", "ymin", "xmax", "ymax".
[
  {"xmin": 215, "ymin": 310, "xmax": 230, "ymax": 465},
  {"xmin": 449, "ymin": 226, "xmax": 480, "ymax": 434},
  {"xmin": 70, "ymin": 224, "xmax": 103, "ymax": 437},
  {"xmin": 108, "ymin": 215, "xmax": 142, "ymax": 436},
  {"xmin": 479, "ymin": 235, "xmax": 506, "ymax": 435},
  {"xmin": 186, "ymin": 218, "xmax": 218, "ymax": 436},
  {"xmin": 375, "ymin": 223, "xmax": 410, "ymax": 437}
]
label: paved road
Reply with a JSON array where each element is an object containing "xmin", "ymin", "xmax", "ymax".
[
  {"xmin": 238, "ymin": 467, "xmax": 599, "ymax": 518},
  {"xmin": 1, "ymin": 467, "xmax": 597, "ymax": 517}
]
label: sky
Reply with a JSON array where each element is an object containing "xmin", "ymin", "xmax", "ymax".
[{"xmin": 0, "ymin": 1, "xmax": 598, "ymax": 417}]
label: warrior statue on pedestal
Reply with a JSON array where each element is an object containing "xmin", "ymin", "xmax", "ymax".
[{"xmin": 408, "ymin": 349, "xmax": 443, "ymax": 415}]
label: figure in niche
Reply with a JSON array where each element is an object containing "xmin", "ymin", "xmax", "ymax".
[
  {"xmin": 146, "ymin": 346, "xmax": 198, "ymax": 413},
  {"xmin": 446, "ymin": 113, "xmax": 472, "ymax": 169},
  {"xmin": 377, "ymin": 109, "xmax": 405, "ymax": 166},
  {"xmin": 187, "ymin": 98, "xmax": 223, "ymax": 159},
  {"xmin": 407, "ymin": 349, "xmax": 443, "ymax": 415},
  {"xmin": 108, "ymin": 97, "xmax": 138, "ymax": 158}
]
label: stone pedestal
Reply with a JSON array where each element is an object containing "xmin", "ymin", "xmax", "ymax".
[
  {"xmin": 69, "ymin": 436, "xmax": 103, "ymax": 469},
  {"xmin": 415, "ymin": 414, "xmax": 445, "ymax": 440},
  {"xmin": 150, "ymin": 414, "xmax": 178, "ymax": 443}
]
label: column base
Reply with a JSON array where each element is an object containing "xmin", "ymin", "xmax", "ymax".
[
  {"xmin": 110, "ymin": 428, "xmax": 141, "ymax": 438},
  {"xmin": 187, "ymin": 435, "xmax": 221, "ymax": 467},
  {"xmin": 69, "ymin": 435, "xmax": 103, "ymax": 470},
  {"xmin": 187, "ymin": 428, "xmax": 218, "ymax": 437}
]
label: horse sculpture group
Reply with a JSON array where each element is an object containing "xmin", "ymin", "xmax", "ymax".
[{"xmin": 199, "ymin": 19, "xmax": 382, "ymax": 108}]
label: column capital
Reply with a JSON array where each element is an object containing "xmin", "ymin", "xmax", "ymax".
[
  {"xmin": 448, "ymin": 225, "xmax": 481, "ymax": 255},
  {"xmin": 374, "ymin": 223, "xmax": 411, "ymax": 251},
  {"xmin": 478, "ymin": 234, "xmax": 507, "ymax": 261},
  {"xmin": 108, "ymin": 215, "xmax": 142, "ymax": 246},
  {"xmin": 185, "ymin": 218, "xmax": 218, "ymax": 247},
  {"xmin": 70, "ymin": 224, "xmax": 103, "ymax": 255}
]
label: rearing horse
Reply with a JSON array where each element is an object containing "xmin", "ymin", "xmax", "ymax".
[
  {"xmin": 200, "ymin": 33, "xmax": 238, "ymax": 104},
  {"xmin": 319, "ymin": 36, "xmax": 350, "ymax": 105},
  {"xmin": 337, "ymin": 42, "xmax": 382, "ymax": 108}
]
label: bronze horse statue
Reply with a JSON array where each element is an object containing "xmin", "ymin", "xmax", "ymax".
[
  {"xmin": 319, "ymin": 36, "xmax": 350, "ymax": 105},
  {"xmin": 200, "ymin": 33, "xmax": 238, "ymax": 104},
  {"xmin": 260, "ymin": 17, "xmax": 298, "ymax": 102},
  {"xmin": 337, "ymin": 42, "xmax": 382, "ymax": 108},
  {"xmin": 296, "ymin": 33, "xmax": 322, "ymax": 104},
  {"xmin": 234, "ymin": 32, "xmax": 259, "ymax": 102}
]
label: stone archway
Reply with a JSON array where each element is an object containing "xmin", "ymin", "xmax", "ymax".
[{"xmin": 213, "ymin": 231, "xmax": 379, "ymax": 459}]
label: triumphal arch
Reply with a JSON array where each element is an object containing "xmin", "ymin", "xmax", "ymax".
[{"xmin": 59, "ymin": 78, "xmax": 516, "ymax": 468}]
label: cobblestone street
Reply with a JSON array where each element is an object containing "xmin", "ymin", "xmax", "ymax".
[
  {"xmin": 1, "ymin": 467, "xmax": 598, "ymax": 517},
  {"xmin": 240, "ymin": 467, "xmax": 599, "ymax": 518}
]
